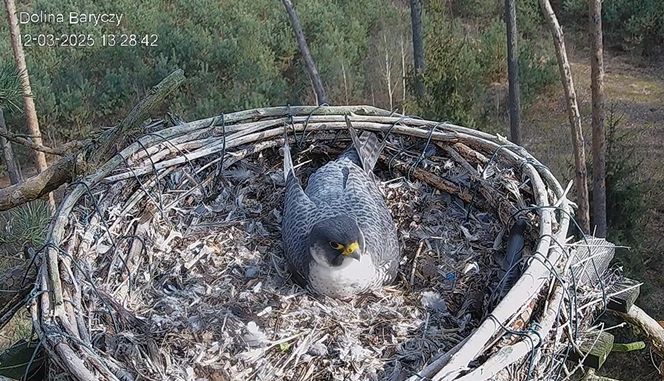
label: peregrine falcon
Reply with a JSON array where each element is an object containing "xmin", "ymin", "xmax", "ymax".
[{"xmin": 281, "ymin": 120, "xmax": 400, "ymax": 299}]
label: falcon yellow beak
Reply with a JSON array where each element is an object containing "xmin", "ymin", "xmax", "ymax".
[{"xmin": 342, "ymin": 241, "xmax": 361, "ymax": 260}]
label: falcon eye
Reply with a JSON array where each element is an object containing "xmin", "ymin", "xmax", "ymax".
[{"xmin": 329, "ymin": 241, "xmax": 344, "ymax": 250}]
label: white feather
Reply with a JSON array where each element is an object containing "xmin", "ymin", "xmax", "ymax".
[{"xmin": 308, "ymin": 244, "xmax": 377, "ymax": 298}]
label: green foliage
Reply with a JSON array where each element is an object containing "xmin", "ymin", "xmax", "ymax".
[
  {"xmin": 587, "ymin": 111, "xmax": 656, "ymax": 276},
  {"xmin": 563, "ymin": 0, "xmax": 664, "ymax": 55},
  {"xmin": 446, "ymin": 0, "xmax": 500, "ymax": 20},
  {"xmin": 414, "ymin": 17, "xmax": 483, "ymax": 126},
  {"xmin": 518, "ymin": 43, "xmax": 558, "ymax": 103},
  {"xmin": 412, "ymin": 4, "xmax": 556, "ymax": 127},
  {"xmin": 0, "ymin": 200, "xmax": 51, "ymax": 252},
  {"xmin": 0, "ymin": 63, "xmax": 22, "ymax": 112},
  {"xmin": 603, "ymin": 113, "xmax": 648, "ymax": 245},
  {"xmin": 0, "ymin": 0, "xmax": 558, "ymax": 141},
  {"xmin": 0, "ymin": 0, "xmax": 404, "ymax": 141},
  {"xmin": 516, "ymin": 0, "xmax": 546, "ymax": 39}
]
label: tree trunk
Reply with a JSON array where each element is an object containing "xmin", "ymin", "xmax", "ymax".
[
  {"xmin": 383, "ymin": 33, "xmax": 394, "ymax": 111},
  {"xmin": 539, "ymin": 0, "xmax": 591, "ymax": 234},
  {"xmin": 0, "ymin": 108, "xmax": 22, "ymax": 184},
  {"xmin": 589, "ymin": 0, "xmax": 607, "ymax": 237},
  {"xmin": 281, "ymin": 0, "xmax": 329, "ymax": 105},
  {"xmin": 505, "ymin": 0, "xmax": 522, "ymax": 145},
  {"xmin": 410, "ymin": 0, "xmax": 425, "ymax": 99},
  {"xmin": 4, "ymin": 0, "xmax": 54, "ymax": 207}
]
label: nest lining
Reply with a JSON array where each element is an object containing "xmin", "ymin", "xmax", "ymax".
[
  {"xmin": 33, "ymin": 106, "xmax": 610, "ymax": 381},
  {"xmin": 67, "ymin": 139, "xmax": 534, "ymax": 380}
]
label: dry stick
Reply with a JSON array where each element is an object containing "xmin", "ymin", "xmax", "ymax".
[
  {"xmin": 32, "ymin": 70, "xmax": 185, "ymax": 381},
  {"xmin": 407, "ymin": 336, "xmax": 472, "ymax": 381},
  {"xmin": 104, "ymin": 120, "xmax": 460, "ymax": 182},
  {"xmin": 539, "ymin": 0, "xmax": 590, "ymax": 233},
  {"xmin": 432, "ymin": 162, "xmax": 562, "ymax": 380},
  {"xmin": 0, "ymin": 125, "xmax": 87, "ymax": 155},
  {"xmin": 281, "ymin": 0, "xmax": 328, "ymax": 105},
  {"xmin": 455, "ymin": 284, "xmax": 565, "ymax": 381},
  {"xmin": 0, "ymin": 153, "xmax": 79, "ymax": 210}
]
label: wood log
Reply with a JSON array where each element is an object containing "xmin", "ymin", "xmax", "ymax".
[
  {"xmin": 607, "ymin": 278, "xmax": 640, "ymax": 313},
  {"xmin": 568, "ymin": 331, "xmax": 614, "ymax": 369}
]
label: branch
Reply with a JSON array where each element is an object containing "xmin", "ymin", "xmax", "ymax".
[
  {"xmin": 0, "ymin": 154, "xmax": 78, "ymax": 210},
  {"xmin": 281, "ymin": 0, "xmax": 329, "ymax": 105},
  {"xmin": 0, "ymin": 127, "xmax": 86, "ymax": 155},
  {"xmin": 0, "ymin": 69, "xmax": 185, "ymax": 211}
]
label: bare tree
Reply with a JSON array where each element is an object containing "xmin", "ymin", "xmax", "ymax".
[
  {"xmin": 410, "ymin": 0, "xmax": 425, "ymax": 99},
  {"xmin": 4, "ymin": 0, "xmax": 53, "ymax": 206},
  {"xmin": 589, "ymin": 0, "xmax": 607, "ymax": 237},
  {"xmin": 341, "ymin": 61, "xmax": 349, "ymax": 105},
  {"xmin": 281, "ymin": 0, "xmax": 329, "ymax": 105},
  {"xmin": 400, "ymin": 34, "xmax": 407, "ymax": 113},
  {"xmin": 0, "ymin": 108, "xmax": 22, "ymax": 184},
  {"xmin": 505, "ymin": 0, "xmax": 522, "ymax": 145},
  {"xmin": 539, "ymin": 0, "xmax": 591, "ymax": 233},
  {"xmin": 383, "ymin": 33, "xmax": 395, "ymax": 111}
]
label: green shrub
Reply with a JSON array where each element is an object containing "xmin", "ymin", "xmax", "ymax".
[
  {"xmin": 412, "ymin": 5, "xmax": 556, "ymax": 128},
  {"xmin": 563, "ymin": 0, "xmax": 664, "ymax": 55},
  {"xmin": 415, "ymin": 16, "xmax": 484, "ymax": 127},
  {"xmin": 0, "ymin": 0, "xmax": 407, "ymax": 141},
  {"xmin": 587, "ymin": 111, "xmax": 655, "ymax": 275},
  {"xmin": 0, "ymin": 200, "xmax": 51, "ymax": 255},
  {"xmin": 518, "ymin": 43, "xmax": 558, "ymax": 103}
]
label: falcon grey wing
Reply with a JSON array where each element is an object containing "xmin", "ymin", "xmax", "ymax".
[{"xmin": 281, "ymin": 122, "xmax": 400, "ymax": 298}]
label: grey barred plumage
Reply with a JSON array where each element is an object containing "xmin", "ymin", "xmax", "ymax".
[{"xmin": 281, "ymin": 122, "xmax": 400, "ymax": 298}]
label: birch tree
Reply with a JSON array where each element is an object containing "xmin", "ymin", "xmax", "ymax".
[{"xmin": 539, "ymin": 0, "xmax": 591, "ymax": 233}]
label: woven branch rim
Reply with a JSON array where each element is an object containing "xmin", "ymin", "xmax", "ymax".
[{"xmin": 32, "ymin": 105, "xmax": 572, "ymax": 381}]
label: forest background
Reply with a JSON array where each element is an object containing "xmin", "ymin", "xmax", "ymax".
[{"xmin": 0, "ymin": 0, "xmax": 663, "ymax": 378}]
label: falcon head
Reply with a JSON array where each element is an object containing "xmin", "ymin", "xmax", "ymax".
[{"xmin": 308, "ymin": 215, "xmax": 365, "ymax": 267}]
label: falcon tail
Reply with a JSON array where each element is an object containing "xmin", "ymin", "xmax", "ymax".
[{"xmin": 341, "ymin": 115, "xmax": 385, "ymax": 172}]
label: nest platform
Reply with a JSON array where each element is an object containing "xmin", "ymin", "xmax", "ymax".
[{"xmin": 33, "ymin": 106, "xmax": 614, "ymax": 381}]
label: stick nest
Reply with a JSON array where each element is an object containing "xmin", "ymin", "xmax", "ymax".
[{"xmin": 32, "ymin": 106, "xmax": 608, "ymax": 381}]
